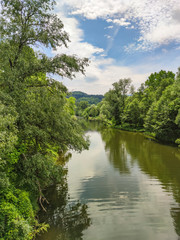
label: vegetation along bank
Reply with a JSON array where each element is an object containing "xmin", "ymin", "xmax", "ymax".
[
  {"xmin": 76, "ymin": 70, "xmax": 180, "ymax": 147},
  {"xmin": 0, "ymin": 0, "xmax": 89, "ymax": 239}
]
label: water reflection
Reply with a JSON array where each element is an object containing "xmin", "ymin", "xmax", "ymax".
[
  {"xmin": 101, "ymin": 128, "xmax": 130, "ymax": 173},
  {"xmin": 98, "ymin": 126, "xmax": 180, "ymax": 237},
  {"xmin": 37, "ymin": 121, "xmax": 180, "ymax": 240},
  {"xmin": 37, "ymin": 176, "xmax": 91, "ymax": 240}
]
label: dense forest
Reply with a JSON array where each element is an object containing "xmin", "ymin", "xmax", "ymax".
[
  {"xmin": 0, "ymin": 0, "xmax": 89, "ymax": 239},
  {"xmin": 68, "ymin": 91, "xmax": 104, "ymax": 116},
  {"xmin": 69, "ymin": 91, "xmax": 103, "ymax": 104},
  {"xmin": 78, "ymin": 72, "xmax": 180, "ymax": 146}
]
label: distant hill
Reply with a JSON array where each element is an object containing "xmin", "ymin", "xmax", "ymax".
[{"xmin": 69, "ymin": 91, "xmax": 104, "ymax": 105}]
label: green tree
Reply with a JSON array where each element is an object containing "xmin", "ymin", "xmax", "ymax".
[
  {"xmin": 65, "ymin": 97, "xmax": 77, "ymax": 116},
  {"xmin": 105, "ymin": 78, "xmax": 132, "ymax": 124},
  {"xmin": 76, "ymin": 100, "xmax": 89, "ymax": 116},
  {"xmin": 137, "ymin": 70, "xmax": 175, "ymax": 122},
  {"xmin": 122, "ymin": 95, "xmax": 143, "ymax": 128},
  {"xmin": 145, "ymin": 70, "xmax": 175, "ymax": 91},
  {"xmin": 0, "ymin": 0, "xmax": 89, "ymax": 238},
  {"xmin": 123, "ymin": 70, "xmax": 175, "ymax": 129},
  {"xmin": 82, "ymin": 104, "xmax": 99, "ymax": 119},
  {"xmin": 0, "ymin": 0, "xmax": 88, "ymax": 95},
  {"xmin": 144, "ymin": 77, "xmax": 180, "ymax": 142}
]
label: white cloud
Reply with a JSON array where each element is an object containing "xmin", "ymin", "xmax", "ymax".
[
  {"xmin": 105, "ymin": 25, "xmax": 114, "ymax": 29},
  {"xmin": 112, "ymin": 18, "xmax": 131, "ymax": 27},
  {"xmin": 56, "ymin": 0, "xmax": 180, "ymax": 51},
  {"xmin": 54, "ymin": 13, "xmax": 104, "ymax": 58},
  {"xmin": 104, "ymin": 34, "xmax": 112, "ymax": 39},
  {"xmin": 52, "ymin": 0, "xmax": 180, "ymax": 94},
  {"xmin": 106, "ymin": 19, "xmax": 113, "ymax": 23},
  {"xmin": 60, "ymin": 56, "xmax": 151, "ymax": 94},
  {"xmin": 60, "ymin": 51, "xmax": 180, "ymax": 94}
]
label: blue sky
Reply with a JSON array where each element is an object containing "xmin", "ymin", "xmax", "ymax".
[{"xmin": 52, "ymin": 0, "xmax": 180, "ymax": 94}]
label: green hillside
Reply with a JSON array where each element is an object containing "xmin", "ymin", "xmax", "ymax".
[{"xmin": 70, "ymin": 91, "xmax": 104, "ymax": 105}]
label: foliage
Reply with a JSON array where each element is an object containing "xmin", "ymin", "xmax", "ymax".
[
  {"xmin": 0, "ymin": 0, "xmax": 89, "ymax": 238},
  {"xmin": 122, "ymin": 95, "xmax": 144, "ymax": 128},
  {"xmin": 0, "ymin": 189, "xmax": 34, "ymax": 240},
  {"xmin": 82, "ymin": 104, "xmax": 100, "ymax": 119},
  {"xmin": 145, "ymin": 70, "xmax": 175, "ymax": 90},
  {"xmin": 75, "ymin": 100, "xmax": 89, "ymax": 116},
  {"xmin": 104, "ymin": 78, "xmax": 133, "ymax": 124},
  {"xmin": 65, "ymin": 97, "xmax": 77, "ymax": 116},
  {"xmin": 99, "ymin": 70, "xmax": 178, "ymax": 144},
  {"xmin": 81, "ymin": 70, "xmax": 179, "ymax": 145},
  {"xmin": 144, "ymin": 77, "xmax": 180, "ymax": 142},
  {"xmin": 0, "ymin": 93, "xmax": 18, "ymax": 159},
  {"xmin": 175, "ymin": 139, "xmax": 180, "ymax": 147},
  {"xmin": 70, "ymin": 91, "xmax": 104, "ymax": 105}
]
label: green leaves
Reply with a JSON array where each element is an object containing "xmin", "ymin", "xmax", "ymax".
[
  {"xmin": 0, "ymin": 188, "xmax": 35, "ymax": 240},
  {"xmin": 145, "ymin": 70, "xmax": 175, "ymax": 90},
  {"xmin": 105, "ymin": 78, "xmax": 133, "ymax": 124},
  {"xmin": 1, "ymin": 0, "xmax": 65, "ymax": 49},
  {"xmin": 0, "ymin": 0, "xmax": 90, "ymax": 238},
  {"xmin": 0, "ymin": 0, "xmax": 89, "ymax": 81},
  {"xmin": 0, "ymin": 94, "xmax": 18, "ymax": 158},
  {"xmin": 144, "ymin": 79, "xmax": 180, "ymax": 142},
  {"xmin": 94, "ymin": 69, "xmax": 179, "ymax": 143}
]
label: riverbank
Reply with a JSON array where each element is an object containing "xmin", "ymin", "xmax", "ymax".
[
  {"xmin": 85, "ymin": 118, "xmax": 180, "ymax": 147},
  {"xmin": 37, "ymin": 123, "xmax": 180, "ymax": 240}
]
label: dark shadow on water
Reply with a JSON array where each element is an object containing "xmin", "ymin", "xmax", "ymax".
[{"xmin": 36, "ymin": 176, "xmax": 91, "ymax": 240}]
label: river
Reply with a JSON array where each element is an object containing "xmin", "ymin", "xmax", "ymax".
[{"xmin": 38, "ymin": 122, "xmax": 180, "ymax": 240}]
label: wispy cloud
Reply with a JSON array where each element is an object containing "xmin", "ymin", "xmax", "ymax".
[
  {"xmin": 108, "ymin": 18, "xmax": 131, "ymax": 27},
  {"xmin": 60, "ymin": 56, "xmax": 151, "ymax": 94},
  {"xmin": 104, "ymin": 34, "xmax": 112, "ymax": 39},
  {"xmin": 52, "ymin": 0, "xmax": 180, "ymax": 94},
  {"xmin": 57, "ymin": 0, "xmax": 180, "ymax": 51},
  {"xmin": 105, "ymin": 26, "xmax": 120, "ymax": 54},
  {"xmin": 54, "ymin": 12, "xmax": 104, "ymax": 58},
  {"xmin": 106, "ymin": 25, "xmax": 114, "ymax": 29}
]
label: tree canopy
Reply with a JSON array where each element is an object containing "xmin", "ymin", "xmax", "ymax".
[
  {"xmin": 80, "ymin": 70, "xmax": 180, "ymax": 146},
  {"xmin": 0, "ymin": 0, "xmax": 89, "ymax": 238}
]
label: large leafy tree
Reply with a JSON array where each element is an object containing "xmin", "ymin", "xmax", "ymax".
[
  {"xmin": 104, "ymin": 78, "xmax": 133, "ymax": 124},
  {"xmin": 122, "ymin": 95, "xmax": 143, "ymax": 128},
  {"xmin": 0, "ymin": 0, "xmax": 89, "ymax": 172},
  {"xmin": 0, "ymin": 0, "xmax": 88, "ymax": 91},
  {"xmin": 122, "ymin": 70, "xmax": 175, "ymax": 129},
  {"xmin": 145, "ymin": 70, "xmax": 175, "ymax": 90},
  {"xmin": 0, "ymin": 0, "xmax": 89, "ymax": 238},
  {"xmin": 144, "ymin": 72, "xmax": 180, "ymax": 143},
  {"xmin": 139, "ymin": 70, "xmax": 175, "ymax": 120}
]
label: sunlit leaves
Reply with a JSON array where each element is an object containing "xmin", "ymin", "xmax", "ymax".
[
  {"xmin": 0, "ymin": 0, "xmax": 90, "ymax": 238},
  {"xmin": 144, "ymin": 79, "xmax": 180, "ymax": 142},
  {"xmin": 104, "ymin": 78, "xmax": 133, "ymax": 124}
]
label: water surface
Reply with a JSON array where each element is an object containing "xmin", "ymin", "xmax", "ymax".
[{"xmin": 38, "ymin": 123, "xmax": 180, "ymax": 240}]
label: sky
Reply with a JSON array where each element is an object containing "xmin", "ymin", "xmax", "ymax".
[{"xmin": 51, "ymin": 0, "xmax": 180, "ymax": 94}]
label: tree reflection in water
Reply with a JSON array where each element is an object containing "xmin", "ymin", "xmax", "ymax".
[
  {"xmin": 101, "ymin": 128, "xmax": 130, "ymax": 173},
  {"xmin": 37, "ymin": 157, "xmax": 91, "ymax": 240},
  {"xmin": 37, "ymin": 121, "xmax": 180, "ymax": 239},
  {"xmin": 99, "ymin": 125, "xmax": 180, "ymax": 238}
]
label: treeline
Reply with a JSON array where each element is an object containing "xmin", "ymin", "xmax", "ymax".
[
  {"xmin": 79, "ymin": 70, "xmax": 180, "ymax": 146},
  {"xmin": 69, "ymin": 91, "xmax": 104, "ymax": 105},
  {"xmin": 0, "ymin": 0, "xmax": 89, "ymax": 239}
]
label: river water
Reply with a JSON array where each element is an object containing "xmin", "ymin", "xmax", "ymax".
[{"xmin": 38, "ymin": 122, "xmax": 180, "ymax": 240}]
